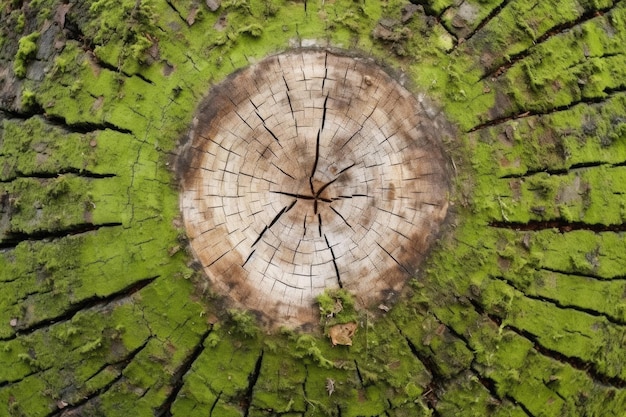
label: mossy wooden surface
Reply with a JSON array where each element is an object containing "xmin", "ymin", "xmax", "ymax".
[{"xmin": 1, "ymin": 0, "xmax": 625, "ymax": 416}]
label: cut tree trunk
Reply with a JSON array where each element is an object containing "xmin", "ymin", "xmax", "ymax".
[{"xmin": 1, "ymin": 0, "xmax": 626, "ymax": 416}]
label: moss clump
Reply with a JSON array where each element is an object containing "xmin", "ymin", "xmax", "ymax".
[
  {"xmin": 13, "ymin": 32, "xmax": 39, "ymax": 78},
  {"xmin": 227, "ymin": 309, "xmax": 260, "ymax": 338}
]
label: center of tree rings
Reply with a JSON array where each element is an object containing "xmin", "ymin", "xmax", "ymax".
[{"xmin": 179, "ymin": 49, "xmax": 452, "ymax": 328}]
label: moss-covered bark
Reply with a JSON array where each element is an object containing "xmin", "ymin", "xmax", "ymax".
[{"xmin": 1, "ymin": 0, "xmax": 625, "ymax": 416}]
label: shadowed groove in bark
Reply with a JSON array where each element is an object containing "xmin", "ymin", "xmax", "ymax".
[
  {"xmin": 45, "ymin": 337, "xmax": 152, "ymax": 417},
  {"xmin": 505, "ymin": 325, "xmax": 626, "ymax": 389},
  {"xmin": 538, "ymin": 266, "xmax": 626, "ymax": 282},
  {"xmin": 0, "ymin": 276, "xmax": 157, "ymax": 341},
  {"xmin": 493, "ymin": 276, "xmax": 626, "ymax": 326},
  {"xmin": 498, "ymin": 160, "xmax": 626, "ymax": 179},
  {"xmin": 154, "ymin": 327, "xmax": 213, "ymax": 417},
  {"xmin": 0, "ymin": 109, "xmax": 133, "ymax": 135},
  {"xmin": 242, "ymin": 350, "xmax": 264, "ymax": 417},
  {"xmin": 456, "ymin": 0, "xmax": 511, "ymax": 43},
  {"xmin": 489, "ymin": 219, "xmax": 626, "ymax": 233},
  {"xmin": 468, "ymin": 88, "xmax": 626, "ymax": 132},
  {"xmin": 0, "ymin": 222, "xmax": 123, "ymax": 250},
  {"xmin": 478, "ymin": 2, "xmax": 619, "ymax": 80},
  {"xmin": 0, "ymin": 169, "xmax": 117, "ymax": 183}
]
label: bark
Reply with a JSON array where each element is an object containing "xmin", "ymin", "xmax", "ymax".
[{"xmin": 1, "ymin": 0, "xmax": 626, "ymax": 416}]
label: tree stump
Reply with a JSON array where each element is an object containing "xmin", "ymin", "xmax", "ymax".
[
  {"xmin": 178, "ymin": 50, "xmax": 450, "ymax": 327},
  {"xmin": 1, "ymin": 0, "xmax": 626, "ymax": 416}
]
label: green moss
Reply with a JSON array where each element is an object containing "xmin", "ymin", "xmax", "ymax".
[
  {"xmin": 13, "ymin": 32, "xmax": 39, "ymax": 78},
  {"xmin": 3, "ymin": 0, "xmax": 626, "ymax": 415}
]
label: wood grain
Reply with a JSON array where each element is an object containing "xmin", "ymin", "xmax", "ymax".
[{"xmin": 179, "ymin": 50, "xmax": 453, "ymax": 327}]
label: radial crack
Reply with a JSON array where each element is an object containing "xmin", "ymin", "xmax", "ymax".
[
  {"xmin": 505, "ymin": 325, "xmax": 626, "ymax": 389},
  {"xmin": 468, "ymin": 87, "xmax": 626, "ymax": 132},
  {"xmin": 463, "ymin": 0, "xmax": 512, "ymax": 43},
  {"xmin": 376, "ymin": 242, "xmax": 411, "ymax": 275},
  {"xmin": 242, "ymin": 350, "xmax": 264, "ymax": 417},
  {"xmin": 154, "ymin": 327, "xmax": 213, "ymax": 417},
  {"xmin": 251, "ymin": 204, "xmax": 291, "ymax": 247},
  {"xmin": 330, "ymin": 206, "xmax": 352, "ymax": 228},
  {"xmin": 310, "ymin": 128, "xmax": 321, "ymax": 194},
  {"xmin": 489, "ymin": 220, "xmax": 626, "ymax": 233},
  {"xmin": 479, "ymin": 3, "xmax": 616, "ymax": 80},
  {"xmin": 324, "ymin": 234, "xmax": 343, "ymax": 288},
  {"xmin": 1, "ymin": 276, "xmax": 157, "ymax": 341},
  {"xmin": 0, "ymin": 169, "xmax": 116, "ymax": 183},
  {"xmin": 494, "ymin": 276, "xmax": 626, "ymax": 325}
]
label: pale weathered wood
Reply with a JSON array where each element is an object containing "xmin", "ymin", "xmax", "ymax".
[{"xmin": 179, "ymin": 49, "xmax": 453, "ymax": 327}]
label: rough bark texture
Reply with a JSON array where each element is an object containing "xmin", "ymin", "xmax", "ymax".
[{"xmin": 1, "ymin": 0, "xmax": 626, "ymax": 416}]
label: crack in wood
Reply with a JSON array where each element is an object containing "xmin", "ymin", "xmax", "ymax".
[
  {"xmin": 376, "ymin": 242, "xmax": 411, "ymax": 275},
  {"xmin": 479, "ymin": 2, "xmax": 617, "ymax": 80},
  {"xmin": 242, "ymin": 350, "xmax": 264, "ymax": 417},
  {"xmin": 209, "ymin": 391, "xmax": 223, "ymax": 417},
  {"xmin": 538, "ymin": 266, "xmax": 626, "ymax": 282},
  {"xmin": 0, "ymin": 222, "xmax": 123, "ymax": 250},
  {"xmin": 489, "ymin": 219, "xmax": 626, "ymax": 233},
  {"xmin": 468, "ymin": 87, "xmax": 626, "ymax": 132},
  {"xmin": 0, "ymin": 109, "xmax": 132, "ymax": 135},
  {"xmin": 154, "ymin": 327, "xmax": 213, "ymax": 417},
  {"xmin": 45, "ymin": 339, "xmax": 150, "ymax": 417},
  {"xmin": 505, "ymin": 324, "xmax": 626, "ymax": 389},
  {"xmin": 0, "ymin": 169, "xmax": 117, "ymax": 183},
  {"xmin": 310, "ymin": 128, "xmax": 322, "ymax": 195},
  {"xmin": 0, "ymin": 276, "xmax": 157, "ymax": 341},
  {"xmin": 180, "ymin": 50, "xmax": 451, "ymax": 326},
  {"xmin": 324, "ymin": 234, "xmax": 343, "ymax": 288},
  {"xmin": 461, "ymin": 0, "xmax": 511, "ymax": 44},
  {"xmin": 494, "ymin": 276, "xmax": 626, "ymax": 326},
  {"xmin": 498, "ymin": 160, "xmax": 624, "ymax": 179}
]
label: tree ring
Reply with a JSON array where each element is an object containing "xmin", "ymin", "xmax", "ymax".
[{"xmin": 178, "ymin": 49, "xmax": 452, "ymax": 328}]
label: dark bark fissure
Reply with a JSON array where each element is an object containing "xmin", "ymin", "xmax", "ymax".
[
  {"xmin": 0, "ymin": 109, "xmax": 133, "ymax": 135},
  {"xmin": 209, "ymin": 391, "xmax": 223, "ymax": 417},
  {"xmin": 468, "ymin": 87, "xmax": 626, "ymax": 132},
  {"xmin": 46, "ymin": 339, "xmax": 151, "ymax": 417},
  {"xmin": 0, "ymin": 169, "xmax": 116, "ymax": 183},
  {"xmin": 498, "ymin": 160, "xmax": 626, "ymax": 179},
  {"xmin": 479, "ymin": 3, "xmax": 618, "ymax": 80},
  {"xmin": 353, "ymin": 360, "xmax": 364, "ymax": 386},
  {"xmin": 489, "ymin": 219, "xmax": 626, "ymax": 233},
  {"xmin": 470, "ymin": 295, "xmax": 626, "ymax": 389},
  {"xmin": 0, "ymin": 222, "xmax": 123, "ymax": 250},
  {"xmin": 92, "ymin": 54, "xmax": 156, "ymax": 85},
  {"xmin": 242, "ymin": 350, "xmax": 264, "ymax": 417},
  {"xmin": 154, "ymin": 327, "xmax": 213, "ymax": 417},
  {"xmin": 1, "ymin": 276, "xmax": 157, "ymax": 341},
  {"xmin": 494, "ymin": 276, "xmax": 626, "ymax": 326},
  {"xmin": 460, "ymin": 0, "xmax": 511, "ymax": 43},
  {"xmin": 393, "ymin": 322, "xmax": 443, "ymax": 412},
  {"xmin": 538, "ymin": 266, "xmax": 626, "ymax": 282},
  {"xmin": 505, "ymin": 325, "xmax": 626, "ymax": 389},
  {"xmin": 165, "ymin": 0, "xmax": 188, "ymax": 26},
  {"xmin": 0, "ymin": 366, "xmax": 54, "ymax": 389}
]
